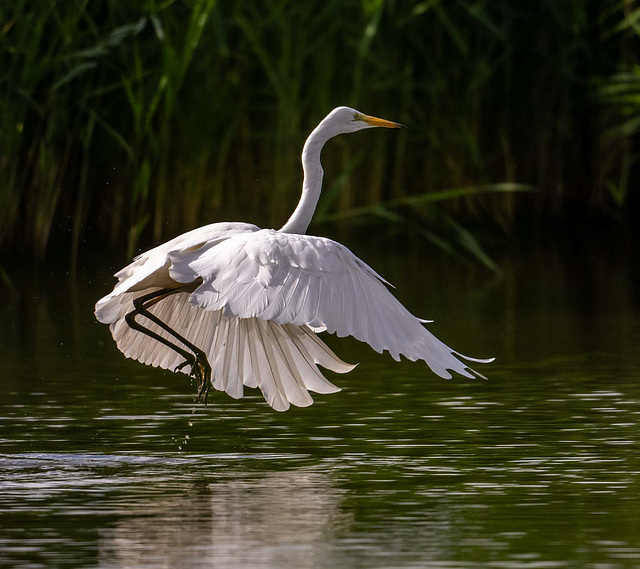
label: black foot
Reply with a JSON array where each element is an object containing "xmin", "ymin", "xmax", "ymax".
[
  {"xmin": 194, "ymin": 352, "xmax": 212, "ymax": 404},
  {"xmin": 174, "ymin": 358, "xmax": 194, "ymax": 374},
  {"xmin": 174, "ymin": 353, "xmax": 212, "ymax": 404}
]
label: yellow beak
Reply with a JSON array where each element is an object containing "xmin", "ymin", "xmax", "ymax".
[{"xmin": 361, "ymin": 114, "xmax": 406, "ymax": 129}]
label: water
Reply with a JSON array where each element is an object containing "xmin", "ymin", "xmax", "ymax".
[{"xmin": 1, "ymin": 234, "xmax": 639, "ymax": 568}]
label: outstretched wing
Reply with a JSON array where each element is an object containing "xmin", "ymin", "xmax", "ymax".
[{"xmin": 168, "ymin": 229, "xmax": 492, "ymax": 379}]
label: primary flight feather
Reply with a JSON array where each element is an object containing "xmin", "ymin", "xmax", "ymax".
[{"xmin": 95, "ymin": 106, "xmax": 493, "ymax": 411}]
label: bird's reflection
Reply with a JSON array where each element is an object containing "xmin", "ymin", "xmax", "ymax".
[{"xmin": 98, "ymin": 467, "xmax": 351, "ymax": 568}]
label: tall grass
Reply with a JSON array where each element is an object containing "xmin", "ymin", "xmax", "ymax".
[{"xmin": 0, "ymin": 0, "xmax": 637, "ymax": 264}]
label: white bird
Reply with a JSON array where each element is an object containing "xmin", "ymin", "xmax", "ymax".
[{"xmin": 95, "ymin": 107, "xmax": 493, "ymax": 411}]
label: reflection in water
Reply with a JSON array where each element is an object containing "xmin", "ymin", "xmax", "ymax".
[
  {"xmin": 99, "ymin": 468, "xmax": 350, "ymax": 569},
  {"xmin": 1, "ymin": 236, "xmax": 640, "ymax": 568}
]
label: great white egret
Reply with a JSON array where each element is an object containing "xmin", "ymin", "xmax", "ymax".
[{"xmin": 95, "ymin": 107, "xmax": 493, "ymax": 411}]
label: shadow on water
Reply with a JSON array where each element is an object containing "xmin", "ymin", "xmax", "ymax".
[{"xmin": 1, "ymin": 233, "xmax": 640, "ymax": 568}]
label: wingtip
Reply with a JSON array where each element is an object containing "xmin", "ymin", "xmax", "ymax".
[
  {"xmin": 467, "ymin": 367, "xmax": 489, "ymax": 380},
  {"xmin": 339, "ymin": 361, "xmax": 359, "ymax": 374},
  {"xmin": 455, "ymin": 351, "xmax": 495, "ymax": 365}
]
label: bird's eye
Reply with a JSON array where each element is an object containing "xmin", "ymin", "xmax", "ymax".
[{"xmin": 353, "ymin": 113, "xmax": 360, "ymax": 121}]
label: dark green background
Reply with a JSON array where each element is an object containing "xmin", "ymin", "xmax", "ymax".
[{"xmin": 1, "ymin": 0, "xmax": 639, "ymax": 262}]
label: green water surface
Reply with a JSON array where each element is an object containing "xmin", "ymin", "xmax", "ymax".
[{"xmin": 1, "ymin": 235, "xmax": 639, "ymax": 568}]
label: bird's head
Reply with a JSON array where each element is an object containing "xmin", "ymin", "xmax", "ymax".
[{"xmin": 318, "ymin": 106, "xmax": 405, "ymax": 137}]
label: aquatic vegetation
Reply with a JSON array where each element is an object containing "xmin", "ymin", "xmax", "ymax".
[{"xmin": 0, "ymin": 0, "xmax": 637, "ymax": 263}]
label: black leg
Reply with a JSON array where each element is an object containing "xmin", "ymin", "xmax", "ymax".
[
  {"xmin": 125, "ymin": 287, "xmax": 212, "ymax": 402},
  {"xmin": 134, "ymin": 289, "xmax": 213, "ymax": 402}
]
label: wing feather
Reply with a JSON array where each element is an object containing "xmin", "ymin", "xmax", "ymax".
[
  {"xmin": 213, "ymin": 315, "xmax": 231, "ymax": 393},
  {"xmin": 239, "ymin": 320, "xmax": 256, "ymax": 388},
  {"xmin": 168, "ymin": 229, "xmax": 492, "ymax": 379},
  {"xmin": 260, "ymin": 322, "xmax": 313, "ymax": 408},
  {"xmin": 297, "ymin": 326, "xmax": 355, "ymax": 375},
  {"xmin": 285, "ymin": 328, "xmax": 342, "ymax": 394},
  {"xmin": 221, "ymin": 318, "xmax": 242, "ymax": 399},
  {"xmin": 248, "ymin": 318, "xmax": 287, "ymax": 411}
]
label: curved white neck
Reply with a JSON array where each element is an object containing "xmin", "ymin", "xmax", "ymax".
[{"xmin": 279, "ymin": 125, "xmax": 332, "ymax": 234}]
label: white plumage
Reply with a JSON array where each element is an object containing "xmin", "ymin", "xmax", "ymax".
[{"xmin": 95, "ymin": 107, "xmax": 493, "ymax": 411}]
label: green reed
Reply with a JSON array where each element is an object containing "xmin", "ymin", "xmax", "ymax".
[{"xmin": 0, "ymin": 0, "xmax": 637, "ymax": 264}]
